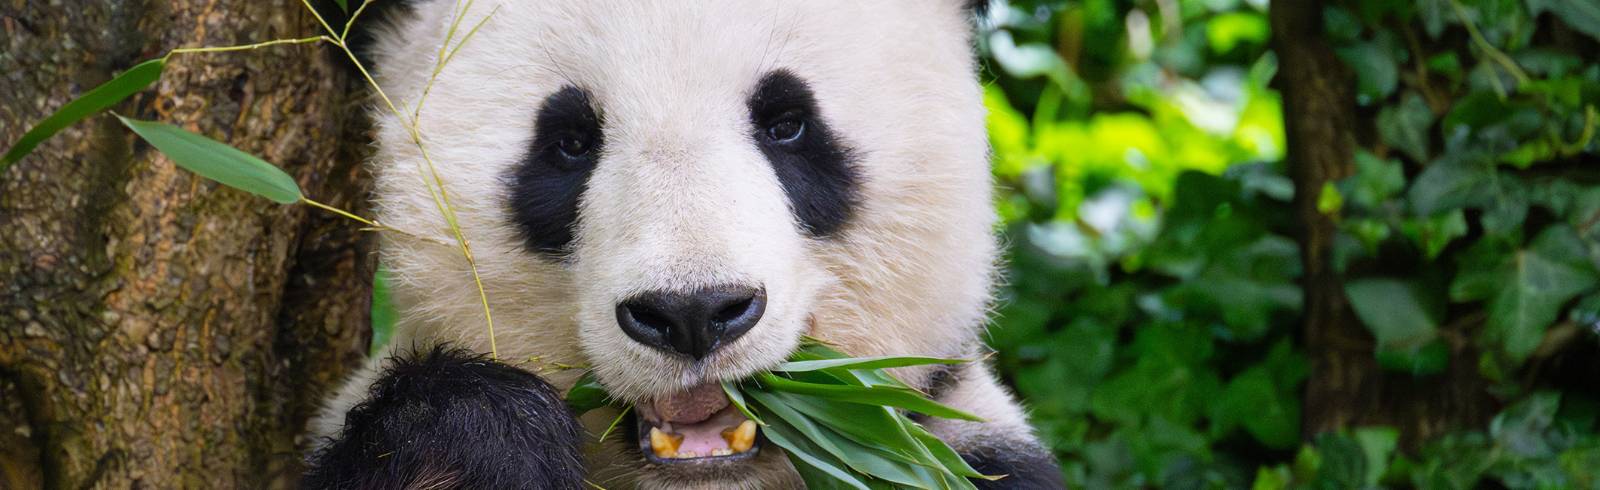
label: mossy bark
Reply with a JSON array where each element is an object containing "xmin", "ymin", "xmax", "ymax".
[{"xmin": 0, "ymin": 1, "xmax": 370, "ymax": 488}]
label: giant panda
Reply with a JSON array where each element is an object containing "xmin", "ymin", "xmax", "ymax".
[{"xmin": 302, "ymin": 1, "xmax": 1064, "ymax": 488}]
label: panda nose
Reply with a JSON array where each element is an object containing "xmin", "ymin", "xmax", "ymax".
[{"xmin": 616, "ymin": 286, "xmax": 767, "ymax": 360}]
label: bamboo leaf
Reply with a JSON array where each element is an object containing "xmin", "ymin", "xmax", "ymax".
[
  {"xmin": 749, "ymin": 390, "xmax": 947, "ymax": 489},
  {"xmin": 565, "ymin": 371, "xmax": 611, "ymax": 415},
  {"xmin": 116, "ymin": 116, "xmax": 302, "ymax": 204},
  {"xmin": 721, "ymin": 381, "xmax": 765, "ymax": 425},
  {"xmin": 758, "ymin": 409, "xmax": 871, "ymax": 490},
  {"xmin": 757, "ymin": 373, "xmax": 983, "ymax": 422},
  {"xmin": 769, "ymin": 391, "xmax": 929, "ymax": 464},
  {"xmin": 905, "ymin": 422, "xmax": 994, "ymax": 480},
  {"xmin": 2, "ymin": 59, "xmax": 165, "ymax": 170},
  {"xmin": 774, "ymin": 355, "xmax": 967, "ymax": 373}
]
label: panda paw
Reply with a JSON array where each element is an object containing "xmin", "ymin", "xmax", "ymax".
[
  {"xmin": 962, "ymin": 439, "xmax": 1067, "ymax": 490},
  {"xmin": 302, "ymin": 346, "xmax": 586, "ymax": 490}
]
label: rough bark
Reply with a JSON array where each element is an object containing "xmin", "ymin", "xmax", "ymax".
[
  {"xmin": 1271, "ymin": 0, "xmax": 1494, "ymax": 447},
  {"xmin": 0, "ymin": 1, "xmax": 370, "ymax": 488}
]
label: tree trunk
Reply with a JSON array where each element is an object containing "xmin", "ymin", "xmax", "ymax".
[
  {"xmin": 0, "ymin": 1, "xmax": 370, "ymax": 488},
  {"xmin": 1271, "ymin": 0, "xmax": 1494, "ymax": 447}
]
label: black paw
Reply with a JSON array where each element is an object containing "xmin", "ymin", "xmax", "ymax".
[
  {"xmin": 962, "ymin": 440, "xmax": 1066, "ymax": 490},
  {"xmin": 302, "ymin": 346, "xmax": 585, "ymax": 490}
]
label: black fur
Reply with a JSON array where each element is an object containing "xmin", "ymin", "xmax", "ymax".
[
  {"xmin": 746, "ymin": 70, "xmax": 862, "ymax": 238},
  {"xmin": 507, "ymin": 86, "xmax": 605, "ymax": 257},
  {"xmin": 961, "ymin": 440, "xmax": 1067, "ymax": 490},
  {"xmin": 302, "ymin": 346, "xmax": 586, "ymax": 490},
  {"xmin": 966, "ymin": 0, "xmax": 991, "ymax": 17}
]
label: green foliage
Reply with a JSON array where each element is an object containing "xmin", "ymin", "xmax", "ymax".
[{"xmin": 982, "ymin": 0, "xmax": 1599, "ymax": 486}]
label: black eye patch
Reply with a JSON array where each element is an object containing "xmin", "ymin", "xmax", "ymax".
[
  {"xmin": 506, "ymin": 86, "xmax": 603, "ymax": 257},
  {"xmin": 747, "ymin": 70, "xmax": 861, "ymax": 238}
]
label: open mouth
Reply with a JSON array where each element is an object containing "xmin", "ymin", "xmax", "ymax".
[{"xmin": 637, "ymin": 382, "xmax": 761, "ymax": 464}]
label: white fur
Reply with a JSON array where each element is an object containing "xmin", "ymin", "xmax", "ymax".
[{"xmin": 311, "ymin": 1, "xmax": 1037, "ymax": 487}]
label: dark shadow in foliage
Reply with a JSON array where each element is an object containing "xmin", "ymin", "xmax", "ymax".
[{"xmin": 303, "ymin": 345, "xmax": 586, "ymax": 490}]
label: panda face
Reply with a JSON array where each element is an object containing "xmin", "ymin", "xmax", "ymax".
[{"xmin": 366, "ymin": 0, "xmax": 994, "ymax": 483}]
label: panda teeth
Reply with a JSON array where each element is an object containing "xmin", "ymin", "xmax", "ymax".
[
  {"xmin": 649, "ymin": 427, "xmax": 683, "ymax": 459},
  {"xmin": 722, "ymin": 420, "xmax": 757, "ymax": 453}
]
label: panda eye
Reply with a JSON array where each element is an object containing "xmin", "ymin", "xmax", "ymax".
[
  {"xmin": 764, "ymin": 117, "xmax": 806, "ymax": 144},
  {"xmin": 556, "ymin": 134, "xmax": 593, "ymax": 159}
]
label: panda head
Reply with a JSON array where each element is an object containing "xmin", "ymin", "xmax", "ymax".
[{"xmin": 367, "ymin": 0, "xmax": 993, "ymax": 480}]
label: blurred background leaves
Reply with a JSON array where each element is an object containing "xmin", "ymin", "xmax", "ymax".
[{"xmin": 974, "ymin": 0, "xmax": 1600, "ymax": 487}]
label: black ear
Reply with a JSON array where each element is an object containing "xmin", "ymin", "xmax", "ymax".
[
  {"xmin": 302, "ymin": 346, "xmax": 586, "ymax": 490},
  {"xmin": 309, "ymin": 0, "xmax": 426, "ymax": 69}
]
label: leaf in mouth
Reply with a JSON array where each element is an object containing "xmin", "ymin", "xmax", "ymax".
[{"xmin": 562, "ymin": 339, "xmax": 997, "ymax": 488}]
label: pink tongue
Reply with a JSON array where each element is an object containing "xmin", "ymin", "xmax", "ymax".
[{"xmin": 652, "ymin": 383, "xmax": 729, "ymax": 425}]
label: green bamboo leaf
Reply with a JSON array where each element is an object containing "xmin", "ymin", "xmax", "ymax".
[
  {"xmin": 749, "ymin": 390, "xmax": 951, "ymax": 489},
  {"xmin": 758, "ymin": 409, "xmax": 871, "ymax": 490},
  {"xmin": 768, "ymin": 391, "xmax": 929, "ymax": 465},
  {"xmin": 116, "ymin": 116, "xmax": 302, "ymax": 204},
  {"xmin": 721, "ymin": 381, "xmax": 765, "ymax": 425},
  {"xmin": 2, "ymin": 59, "xmax": 165, "ymax": 170},
  {"xmin": 774, "ymin": 355, "xmax": 967, "ymax": 373},
  {"xmin": 565, "ymin": 371, "xmax": 611, "ymax": 415},
  {"xmin": 757, "ymin": 373, "xmax": 982, "ymax": 422},
  {"xmin": 905, "ymin": 421, "xmax": 993, "ymax": 480}
]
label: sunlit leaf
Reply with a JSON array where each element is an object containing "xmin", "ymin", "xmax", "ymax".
[
  {"xmin": 116, "ymin": 116, "xmax": 302, "ymax": 204},
  {"xmin": 2, "ymin": 59, "xmax": 165, "ymax": 169}
]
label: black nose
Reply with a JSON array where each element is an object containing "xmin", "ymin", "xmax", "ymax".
[{"xmin": 615, "ymin": 285, "xmax": 767, "ymax": 360}]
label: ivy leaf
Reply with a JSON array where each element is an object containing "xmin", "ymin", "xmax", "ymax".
[
  {"xmin": 1490, "ymin": 392, "xmax": 1563, "ymax": 458},
  {"xmin": 1345, "ymin": 278, "xmax": 1449, "ymax": 374},
  {"xmin": 1482, "ymin": 226, "xmax": 1600, "ymax": 362},
  {"xmin": 1313, "ymin": 433, "xmax": 1367, "ymax": 488},
  {"xmin": 1400, "ymin": 210, "xmax": 1468, "ymax": 260},
  {"xmin": 1346, "ymin": 278, "xmax": 1443, "ymax": 346},
  {"xmin": 2, "ymin": 59, "xmax": 165, "ymax": 170},
  {"xmin": 1526, "ymin": 0, "xmax": 1600, "ymax": 43},
  {"xmin": 1213, "ymin": 367, "xmax": 1300, "ymax": 449},
  {"xmin": 1322, "ymin": 6, "xmax": 1364, "ymax": 43},
  {"xmin": 1335, "ymin": 40, "xmax": 1400, "ymax": 104},
  {"xmin": 1571, "ymin": 293, "xmax": 1600, "ymax": 327},
  {"xmin": 116, "ymin": 116, "xmax": 303, "ymax": 204},
  {"xmin": 1353, "ymin": 427, "xmax": 1400, "ymax": 486},
  {"xmin": 1377, "ymin": 93, "xmax": 1436, "ymax": 162},
  {"xmin": 1341, "ymin": 151, "xmax": 1406, "ymax": 210},
  {"xmin": 1408, "ymin": 151, "xmax": 1495, "ymax": 215},
  {"xmin": 1417, "ymin": 0, "xmax": 1451, "ymax": 38}
]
